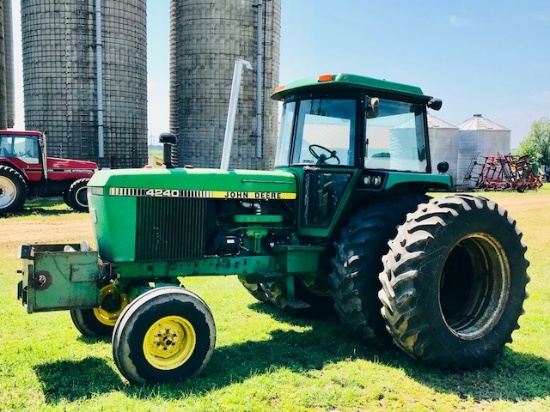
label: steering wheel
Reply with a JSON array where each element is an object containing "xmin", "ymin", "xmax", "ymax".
[{"xmin": 308, "ymin": 144, "xmax": 340, "ymax": 165}]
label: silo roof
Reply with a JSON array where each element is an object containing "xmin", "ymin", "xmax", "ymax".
[
  {"xmin": 427, "ymin": 114, "xmax": 457, "ymax": 129},
  {"xmin": 457, "ymin": 114, "xmax": 509, "ymax": 131}
]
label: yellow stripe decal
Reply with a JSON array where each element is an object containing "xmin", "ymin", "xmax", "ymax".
[{"xmin": 108, "ymin": 187, "xmax": 296, "ymax": 200}]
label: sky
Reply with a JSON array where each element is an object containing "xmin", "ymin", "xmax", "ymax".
[{"xmin": 11, "ymin": 1, "xmax": 550, "ymax": 148}]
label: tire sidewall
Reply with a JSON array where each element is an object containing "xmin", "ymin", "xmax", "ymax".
[
  {"xmin": 113, "ymin": 288, "xmax": 215, "ymax": 384},
  {"xmin": 411, "ymin": 201, "xmax": 527, "ymax": 357},
  {"xmin": 68, "ymin": 179, "xmax": 89, "ymax": 212},
  {"xmin": 0, "ymin": 166, "xmax": 27, "ymax": 213},
  {"xmin": 70, "ymin": 308, "xmax": 114, "ymax": 337}
]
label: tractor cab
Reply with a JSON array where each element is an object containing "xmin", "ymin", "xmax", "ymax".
[{"xmin": 271, "ymin": 73, "xmax": 449, "ymax": 237}]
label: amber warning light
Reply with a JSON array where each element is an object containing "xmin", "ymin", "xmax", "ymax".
[{"xmin": 317, "ymin": 74, "xmax": 334, "ymax": 82}]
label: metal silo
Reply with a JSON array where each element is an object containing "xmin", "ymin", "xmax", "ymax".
[
  {"xmin": 0, "ymin": 0, "xmax": 14, "ymax": 129},
  {"xmin": 428, "ymin": 114, "xmax": 459, "ymax": 188},
  {"xmin": 21, "ymin": 0, "xmax": 147, "ymax": 168},
  {"xmin": 0, "ymin": 0, "xmax": 5, "ymax": 129},
  {"xmin": 170, "ymin": 0, "xmax": 281, "ymax": 170},
  {"xmin": 457, "ymin": 114, "xmax": 511, "ymax": 187}
]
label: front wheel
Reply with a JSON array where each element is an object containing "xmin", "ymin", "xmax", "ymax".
[
  {"xmin": 0, "ymin": 165, "xmax": 27, "ymax": 214},
  {"xmin": 70, "ymin": 284, "xmax": 131, "ymax": 337},
  {"xmin": 67, "ymin": 178, "xmax": 90, "ymax": 212},
  {"xmin": 112, "ymin": 287, "xmax": 216, "ymax": 384},
  {"xmin": 379, "ymin": 194, "xmax": 529, "ymax": 370}
]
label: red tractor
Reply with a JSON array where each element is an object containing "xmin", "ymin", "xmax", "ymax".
[{"xmin": 0, "ymin": 130, "xmax": 98, "ymax": 214}]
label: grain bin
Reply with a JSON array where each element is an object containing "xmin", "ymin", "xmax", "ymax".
[
  {"xmin": 21, "ymin": 0, "xmax": 147, "ymax": 168},
  {"xmin": 428, "ymin": 114, "xmax": 459, "ymax": 187},
  {"xmin": 170, "ymin": 0, "xmax": 281, "ymax": 170},
  {"xmin": 457, "ymin": 114, "xmax": 511, "ymax": 187}
]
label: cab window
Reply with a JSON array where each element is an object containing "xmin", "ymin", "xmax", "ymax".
[{"xmin": 364, "ymin": 99, "xmax": 427, "ymax": 172}]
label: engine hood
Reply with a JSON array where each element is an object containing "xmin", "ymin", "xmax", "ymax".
[{"xmin": 88, "ymin": 167, "xmax": 297, "ymax": 200}]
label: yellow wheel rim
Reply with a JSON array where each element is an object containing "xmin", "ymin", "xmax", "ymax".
[
  {"xmin": 93, "ymin": 285, "xmax": 130, "ymax": 326},
  {"xmin": 143, "ymin": 316, "xmax": 196, "ymax": 370}
]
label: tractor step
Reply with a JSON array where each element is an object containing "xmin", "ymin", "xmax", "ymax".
[
  {"xmin": 286, "ymin": 299, "xmax": 311, "ymax": 310},
  {"xmin": 248, "ymin": 270, "xmax": 285, "ymax": 282}
]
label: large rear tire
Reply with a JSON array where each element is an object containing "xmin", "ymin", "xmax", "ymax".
[
  {"xmin": 330, "ymin": 195, "xmax": 429, "ymax": 346},
  {"xmin": 112, "ymin": 287, "xmax": 216, "ymax": 384},
  {"xmin": 379, "ymin": 194, "xmax": 529, "ymax": 370},
  {"xmin": 0, "ymin": 165, "xmax": 27, "ymax": 214}
]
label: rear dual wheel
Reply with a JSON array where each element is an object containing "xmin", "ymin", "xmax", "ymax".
[
  {"xmin": 112, "ymin": 287, "xmax": 216, "ymax": 384},
  {"xmin": 379, "ymin": 194, "xmax": 529, "ymax": 370}
]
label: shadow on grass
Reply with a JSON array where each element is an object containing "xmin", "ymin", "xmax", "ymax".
[
  {"xmin": 33, "ymin": 304, "xmax": 550, "ymax": 405},
  {"xmin": 401, "ymin": 348, "xmax": 550, "ymax": 402},
  {"xmin": 0, "ymin": 197, "xmax": 78, "ymax": 218},
  {"xmin": 34, "ymin": 357, "xmax": 125, "ymax": 403}
]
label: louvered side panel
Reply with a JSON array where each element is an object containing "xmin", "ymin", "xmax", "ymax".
[{"xmin": 135, "ymin": 197, "xmax": 206, "ymax": 261}]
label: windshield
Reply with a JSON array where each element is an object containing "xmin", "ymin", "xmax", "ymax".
[
  {"xmin": 275, "ymin": 98, "xmax": 356, "ymax": 167},
  {"xmin": 364, "ymin": 99, "xmax": 427, "ymax": 172}
]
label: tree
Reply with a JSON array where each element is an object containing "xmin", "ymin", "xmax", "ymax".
[{"xmin": 517, "ymin": 117, "xmax": 550, "ymax": 165}]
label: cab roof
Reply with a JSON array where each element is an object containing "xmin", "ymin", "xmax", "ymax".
[{"xmin": 271, "ymin": 73, "xmax": 431, "ymax": 101}]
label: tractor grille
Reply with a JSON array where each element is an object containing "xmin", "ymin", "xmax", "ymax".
[{"xmin": 135, "ymin": 197, "xmax": 206, "ymax": 261}]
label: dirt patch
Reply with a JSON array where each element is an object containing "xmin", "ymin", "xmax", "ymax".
[{"xmin": 0, "ymin": 215, "xmax": 93, "ymax": 254}]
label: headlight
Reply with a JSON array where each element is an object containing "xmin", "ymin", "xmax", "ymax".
[
  {"xmin": 90, "ymin": 186, "xmax": 104, "ymax": 196},
  {"xmin": 363, "ymin": 174, "xmax": 384, "ymax": 188}
]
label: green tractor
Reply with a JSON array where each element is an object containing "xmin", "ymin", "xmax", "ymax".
[{"xmin": 17, "ymin": 73, "xmax": 529, "ymax": 384}]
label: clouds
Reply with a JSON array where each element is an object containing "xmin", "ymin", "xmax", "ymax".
[{"xmin": 448, "ymin": 15, "xmax": 464, "ymax": 27}]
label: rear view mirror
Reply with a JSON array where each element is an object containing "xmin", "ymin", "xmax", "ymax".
[
  {"xmin": 366, "ymin": 97, "xmax": 379, "ymax": 119},
  {"xmin": 427, "ymin": 98, "xmax": 443, "ymax": 111}
]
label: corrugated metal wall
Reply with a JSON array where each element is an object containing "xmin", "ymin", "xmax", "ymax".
[
  {"xmin": 21, "ymin": 0, "xmax": 147, "ymax": 168},
  {"xmin": 457, "ymin": 114, "xmax": 511, "ymax": 187},
  {"xmin": 170, "ymin": 0, "xmax": 281, "ymax": 170},
  {"xmin": 0, "ymin": 0, "xmax": 5, "ymax": 129},
  {"xmin": 428, "ymin": 114, "xmax": 459, "ymax": 187}
]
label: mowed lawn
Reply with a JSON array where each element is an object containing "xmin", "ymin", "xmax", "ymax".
[{"xmin": 1, "ymin": 190, "xmax": 550, "ymax": 412}]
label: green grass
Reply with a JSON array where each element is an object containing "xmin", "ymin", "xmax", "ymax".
[{"xmin": 1, "ymin": 191, "xmax": 550, "ymax": 411}]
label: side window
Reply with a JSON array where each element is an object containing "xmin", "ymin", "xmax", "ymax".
[
  {"xmin": 364, "ymin": 99, "xmax": 427, "ymax": 172},
  {"xmin": 0, "ymin": 136, "xmax": 13, "ymax": 157},
  {"xmin": 274, "ymin": 101, "xmax": 296, "ymax": 167},
  {"xmin": 13, "ymin": 136, "xmax": 40, "ymax": 163},
  {"xmin": 293, "ymin": 99, "xmax": 356, "ymax": 166}
]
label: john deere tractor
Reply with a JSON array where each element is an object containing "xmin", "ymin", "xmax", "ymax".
[{"xmin": 17, "ymin": 73, "xmax": 529, "ymax": 384}]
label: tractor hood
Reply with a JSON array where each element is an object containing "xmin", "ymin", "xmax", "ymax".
[
  {"xmin": 88, "ymin": 167, "xmax": 297, "ymax": 200},
  {"xmin": 88, "ymin": 168, "xmax": 297, "ymax": 262}
]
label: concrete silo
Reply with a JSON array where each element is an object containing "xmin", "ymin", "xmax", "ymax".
[
  {"xmin": 170, "ymin": 0, "xmax": 281, "ymax": 170},
  {"xmin": 428, "ymin": 114, "xmax": 459, "ymax": 187},
  {"xmin": 457, "ymin": 114, "xmax": 511, "ymax": 187},
  {"xmin": 0, "ymin": 0, "xmax": 15, "ymax": 129},
  {"xmin": 21, "ymin": 0, "xmax": 147, "ymax": 168}
]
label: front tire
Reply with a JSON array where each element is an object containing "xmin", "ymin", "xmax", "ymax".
[
  {"xmin": 112, "ymin": 287, "xmax": 216, "ymax": 384},
  {"xmin": 0, "ymin": 165, "xmax": 27, "ymax": 214},
  {"xmin": 379, "ymin": 194, "xmax": 529, "ymax": 370},
  {"xmin": 67, "ymin": 178, "xmax": 90, "ymax": 212},
  {"xmin": 70, "ymin": 285, "xmax": 131, "ymax": 337}
]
